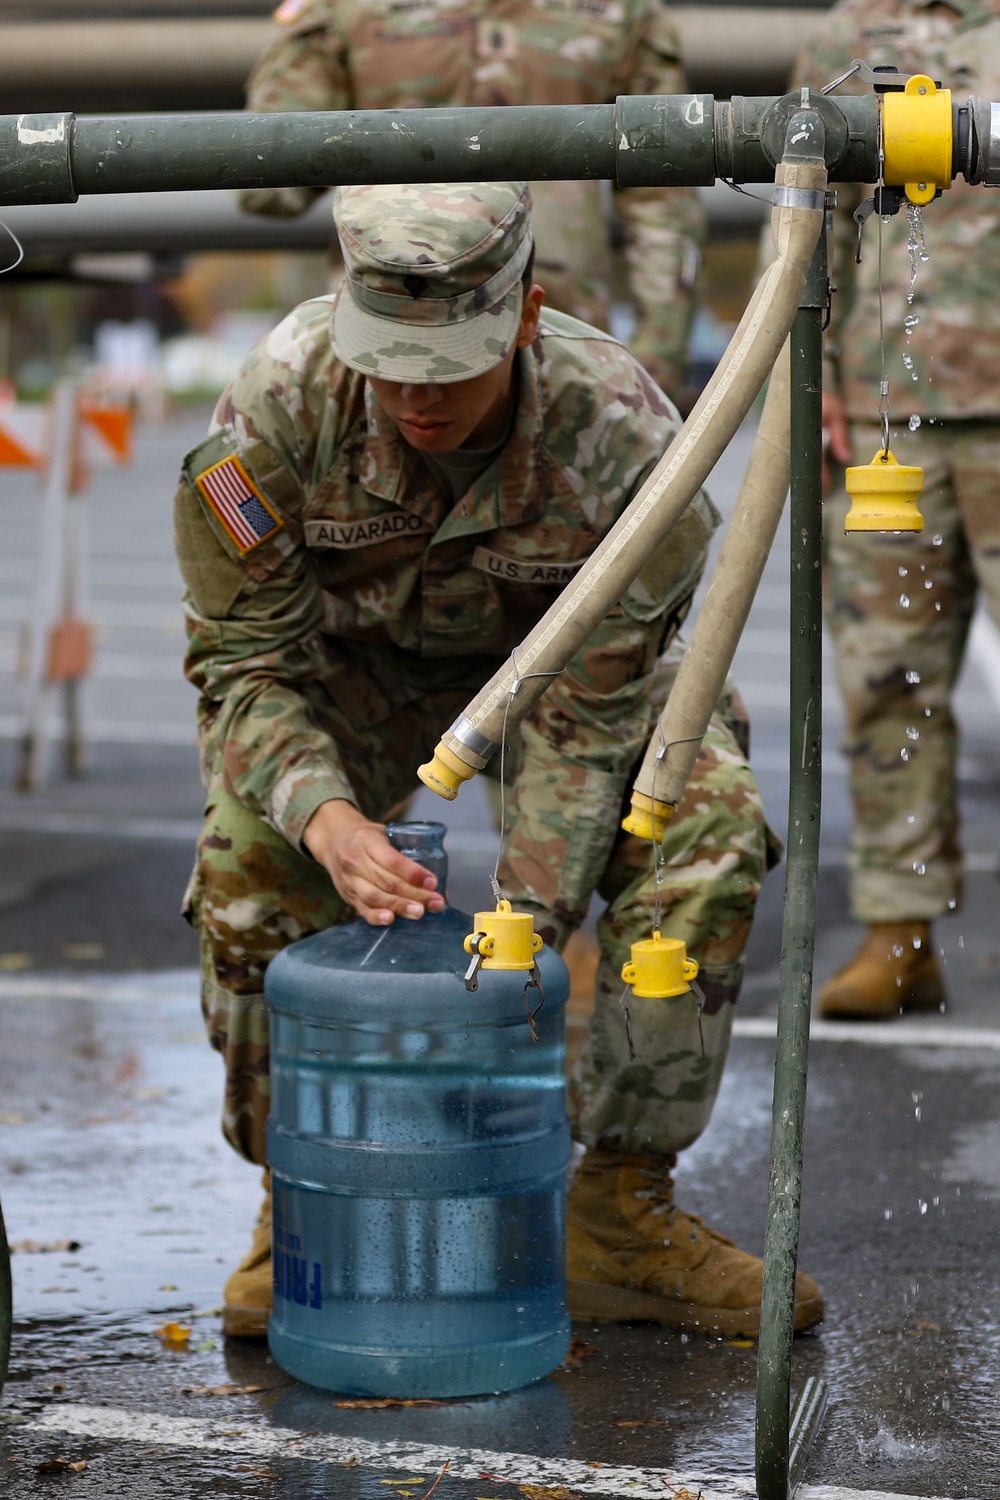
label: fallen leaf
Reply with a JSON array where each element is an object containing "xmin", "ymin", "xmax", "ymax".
[
  {"xmin": 35, "ymin": 1457, "xmax": 88, "ymax": 1473},
  {"xmin": 518, "ymin": 1487, "xmax": 581, "ymax": 1499},
  {"xmin": 916, "ymin": 1320, "xmax": 941, "ymax": 1332},
  {"xmin": 613, "ymin": 1418, "xmax": 664, "ymax": 1428},
  {"xmin": 0, "ymin": 953, "xmax": 32, "ymax": 971},
  {"xmin": 724, "ymin": 1339, "xmax": 755, "ymax": 1349},
  {"xmin": 0, "ymin": 1113, "xmax": 26, "ymax": 1125},
  {"xmin": 10, "ymin": 1239, "xmax": 81, "ymax": 1255},
  {"xmin": 561, "ymin": 1336, "xmax": 599, "ymax": 1369},
  {"xmin": 181, "ymin": 1382, "xmax": 269, "ymax": 1396},
  {"xmin": 60, "ymin": 943, "xmax": 105, "ymax": 961},
  {"xmin": 159, "ymin": 1283, "xmax": 178, "ymax": 1292},
  {"xmin": 333, "ymin": 1397, "xmax": 454, "ymax": 1409},
  {"xmin": 156, "ymin": 1321, "xmax": 191, "ymax": 1347}
]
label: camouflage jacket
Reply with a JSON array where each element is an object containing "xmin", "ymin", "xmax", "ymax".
[
  {"xmin": 175, "ymin": 302, "xmax": 718, "ymax": 849},
  {"xmin": 794, "ymin": 0, "xmax": 1000, "ymax": 420},
  {"xmin": 238, "ymin": 0, "xmax": 706, "ymax": 398}
]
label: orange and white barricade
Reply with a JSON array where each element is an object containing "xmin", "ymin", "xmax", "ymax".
[{"xmin": 0, "ymin": 380, "xmax": 132, "ymax": 790}]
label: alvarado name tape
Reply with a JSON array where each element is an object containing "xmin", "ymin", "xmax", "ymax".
[{"xmin": 305, "ymin": 513, "xmax": 434, "ymax": 549}]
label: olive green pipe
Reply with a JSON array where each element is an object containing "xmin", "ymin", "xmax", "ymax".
[
  {"xmin": 755, "ymin": 272, "xmax": 826, "ymax": 1500},
  {"xmin": 0, "ymin": 93, "xmax": 893, "ymax": 208},
  {"xmin": 623, "ymin": 337, "xmax": 791, "ymax": 839},
  {"xmin": 418, "ymin": 117, "xmax": 826, "ymax": 800}
]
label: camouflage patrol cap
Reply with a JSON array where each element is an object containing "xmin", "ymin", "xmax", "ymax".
[{"xmin": 331, "ymin": 181, "xmax": 533, "ymax": 385}]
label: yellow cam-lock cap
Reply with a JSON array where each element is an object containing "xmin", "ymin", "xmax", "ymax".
[
  {"xmin": 881, "ymin": 74, "xmax": 952, "ymax": 206},
  {"xmin": 845, "ymin": 449, "xmax": 924, "ymax": 533},
  {"xmin": 621, "ymin": 790, "xmax": 675, "ymax": 844},
  {"xmin": 464, "ymin": 899, "xmax": 543, "ymax": 972},
  {"xmin": 621, "ymin": 930, "xmax": 699, "ymax": 999}
]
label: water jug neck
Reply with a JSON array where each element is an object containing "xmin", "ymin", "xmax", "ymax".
[{"xmin": 386, "ymin": 820, "xmax": 449, "ymax": 899}]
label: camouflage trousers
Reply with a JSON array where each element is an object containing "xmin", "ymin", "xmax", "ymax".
[
  {"xmin": 826, "ymin": 419, "xmax": 1000, "ymax": 922},
  {"xmin": 185, "ymin": 653, "xmax": 768, "ymax": 1167}
]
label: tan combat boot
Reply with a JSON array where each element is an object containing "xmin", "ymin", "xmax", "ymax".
[
  {"xmin": 819, "ymin": 922, "xmax": 945, "ymax": 1020},
  {"xmin": 566, "ymin": 1148, "xmax": 823, "ymax": 1337},
  {"xmin": 222, "ymin": 1170, "xmax": 272, "ymax": 1338}
]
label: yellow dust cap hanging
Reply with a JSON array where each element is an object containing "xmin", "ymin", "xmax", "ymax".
[
  {"xmin": 844, "ymin": 449, "xmax": 924, "ymax": 533},
  {"xmin": 621, "ymin": 931, "xmax": 699, "ymax": 1000},
  {"xmin": 464, "ymin": 899, "xmax": 543, "ymax": 972}
]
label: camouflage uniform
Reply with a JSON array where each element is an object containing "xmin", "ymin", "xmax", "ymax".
[
  {"xmin": 795, "ymin": 0, "xmax": 1000, "ymax": 923},
  {"xmin": 238, "ymin": 0, "xmax": 705, "ymax": 400},
  {"xmin": 176, "ymin": 182, "xmax": 767, "ymax": 1169}
]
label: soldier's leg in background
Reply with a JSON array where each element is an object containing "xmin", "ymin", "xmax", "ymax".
[
  {"xmin": 825, "ymin": 422, "xmax": 970, "ymax": 924},
  {"xmin": 527, "ymin": 180, "xmax": 612, "ymax": 330},
  {"xmin": 954, "ymin": 420, "xmax": 1000, "ymax": 694}
]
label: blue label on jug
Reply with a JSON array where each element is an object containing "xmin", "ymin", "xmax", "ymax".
[{"xmin": 274, "ymin": 1249, "xmax": 323, "ymax": 1310}]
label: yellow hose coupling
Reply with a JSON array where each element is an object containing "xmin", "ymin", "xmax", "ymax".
[
  {"xmin": 463, "ymin": 899, "xmax": 543, "ymax": 991},
  {"xmin": 845, "ymin": 449, "xmax": 924, "ymax": 533},
  {"xmin": 621, "ymin": 931, "xmax": 699, "ymax": 1000},
  {"xmin": 882, "ymin": 74, "xmax": 952, "ymax": 206},
  {"xmin": 621, "ymin": 790, "xmax": 675, "ymax": 843},
  {"xmin": 417, "ymin": 740, "xmax": 478, "ymax": 801}
]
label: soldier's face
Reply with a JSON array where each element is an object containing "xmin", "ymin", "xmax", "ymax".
[{"xmin": 369, "ymin": 283, "xmax": 544, "ymax": 453}]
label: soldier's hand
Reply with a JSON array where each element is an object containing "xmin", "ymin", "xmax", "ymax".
[
  {"xmin": 822, "ymin": 389, "xmax": 852, "ymax": 495},
  {"xmin": 303, "ymin": 800, "xmax": 445, "ymax": 925}
]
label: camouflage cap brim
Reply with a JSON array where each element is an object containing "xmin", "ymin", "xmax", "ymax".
[{"xmin": 331, "ymin": 280, "xmax": 524, "ymax": 386}]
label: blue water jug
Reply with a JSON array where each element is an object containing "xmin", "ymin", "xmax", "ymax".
[{"xmin": 265, "ymin": 820, "xmax": 571, "ymax": 1398}]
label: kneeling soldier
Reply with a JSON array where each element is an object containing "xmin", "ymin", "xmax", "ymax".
[{"xmin": 174, "ymin": 180, "xmax": 823, "ymax": 1340}]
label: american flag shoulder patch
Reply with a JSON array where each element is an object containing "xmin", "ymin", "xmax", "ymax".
[{"xmin": 194, "ymin": 454, "xmax": 284, "ymax": 555}]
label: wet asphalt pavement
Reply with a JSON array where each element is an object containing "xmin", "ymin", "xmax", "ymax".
[{"xmin": 0, "ymin": 409, "xmax": 998, "ymax": 1498}]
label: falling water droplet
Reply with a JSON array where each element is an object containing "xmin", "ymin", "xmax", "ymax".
[
  {"xmin": 900, "ymin": 747, "xmax": 910, "ymax": 761},
  {"xmin": 912, "ymin": 861, "xmax": 926, "ymax": 875},
  {"xmin": 909, "ymin": 414, "xmax": 921, "ymax": 431},
  {"xmin": 931, "ymin": 533, "xmax": 944, "ymax": 547},
  {"xmin": 899, "ymin": 594, "xmax": 911, "ymax": 608},
  {"xmin": 906, "ymin": 726, "xmax": 920, "ymax": 740},
  {"xmin": 898, "ymin": 565, "xmax": 909, "ymax": 578},
  {"xmin": 948, "ymin": 898, "xmax": 958, "ymax": 910},
  {"xmin": 905, "ymin": 669, "xmax": 921, "ymax": 684}
]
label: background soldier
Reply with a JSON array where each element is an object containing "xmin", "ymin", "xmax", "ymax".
[
  {"xmin": 794, "ymin": 0, "xmax": 1000, "ymax": 1019},
  {"xmin": 238, "ymin": 0, "xmax": 705, "ymax": 405},
  {"xmin": 175, "ymin": 180, "xmax": 822, "ymax": 1339}
]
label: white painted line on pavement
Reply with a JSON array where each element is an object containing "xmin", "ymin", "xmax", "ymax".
[
  {"xmin": 0, "ymin": 716, "xmax": 195, "ymax": 746},
  {"xmin": 0, "ymin": 969, "xmax": 997, "ymax": 1061},
  {"xmin": 0, "ymin": 809, "xmax": 201, "ymax": 840},
  {"xmin": 733, "ymin": 1016, "xmax": 1000, "ymax": 1051},
  {"xmin": 30, "ymin": 1403, "xmax": 754, "ymax": 1500},
  {"xmin": 0, "ymin": 969, "xmax": 198, "ymax": 1004},
  {"xmin": 27, "ymin": 1404, "xmax": 974, "ymax": 1500}
]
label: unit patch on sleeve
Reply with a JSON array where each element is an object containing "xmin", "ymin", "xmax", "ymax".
[{"xmin": 194, "ymin": 454, "xmax": 285, "ymax": 555}]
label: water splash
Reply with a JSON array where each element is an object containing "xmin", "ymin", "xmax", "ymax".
[{"xmin": 905, "ymin": 202, "xmax": 929, "ymax": 305}]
